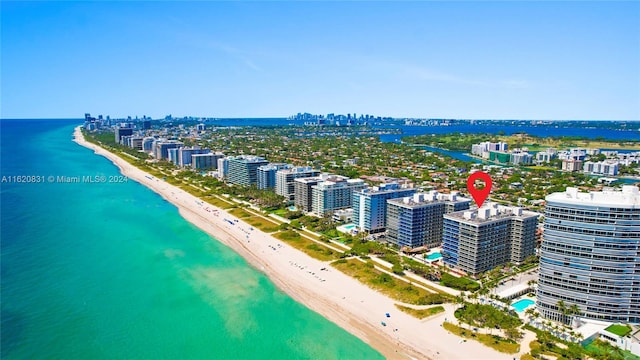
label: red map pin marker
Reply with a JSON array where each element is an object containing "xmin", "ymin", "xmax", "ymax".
[{"xmin": 467, "ymin": 171, "xmax": 492, "ymax": 208}]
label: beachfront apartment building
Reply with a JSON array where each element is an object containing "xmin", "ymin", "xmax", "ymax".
[
  {"xmin": 168, "ymin": 148, "xmax": 179, "ymax": 164},
  {"xmin": 142, "ymin": 137, "xmax": 155, "ymax": 152},
  {"xmin": 386, "ymin": 191, "xmax": 471, "ymax": 249},
  {"xmin": 153, "ymin": 140, "xmax": 183, "ymax": 160},
  {"xmin": 311, "ymin": 175, "xmax": 366, "ymax": 217},
  {"xmin": 275, "ymin": 167, "xmax": 321, "ymax": 201},
  {"xmin": 257, "ymin": 163, "xmax": 291, "ymax": 190},
  {"xmin": 177, "ymin": 147, "xmax": 211, "ymax": 167},
  {"xmin": 352, "ymin": 183, "xmax": 416, "ymax": 234},
  {"xmin": 121, "ymin": 136, "xmax": 143, "ymax": 150},
  {"xmin": 226, "ymin": 155, "xmax": 269, "ymax": 186},
  {"xmin": 294, "ymin": 177, "xmax": 322, "ymax": 212},
  {"xmin": 192, "ymin": 152, "xmax": 224, "ymax": 170},
  {"xmin": 115, "ymin": 127, "xmax": 133, "ymax": 144},
  {"xmin": 217, "ymin": 158, "xmax": 228, "ymax": 179},
  {"xmin": 537, "ymin": 186, "xmax": 640, "ymax": 324},
  {"xmin": 442, "ymin": 203, "xmax": 538, "ymax": 275}
]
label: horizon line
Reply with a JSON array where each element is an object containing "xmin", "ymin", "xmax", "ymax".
[{"xmin": 1, "ymin": 117, "xmax": 640, "ymax": 122}]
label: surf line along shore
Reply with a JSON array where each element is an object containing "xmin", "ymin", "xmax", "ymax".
[{"xmin": 73, "ymin": 126, "xmax": 505, "ymax": 360}]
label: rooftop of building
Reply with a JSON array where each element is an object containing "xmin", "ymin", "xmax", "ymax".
[
  {"xmin": 227, "ymin": 155, "xmax": 267, "ymax": 163},
  {"xmin": 388, "ymin": 191, "xmax": 471, "ymax": 207},
  {"xmin": 546, "ymin": 185, "xmax": 640, "ymax": 207},
  {"xmin": 192, "ymin": 152, "xmax": 223, "ymax": 157},
  {"xmin": 257, "ymin": 163, "xmax": 290, "ymax": 171},
  {"xmin": 314, "ymin": 175, "xmax": 365, "ymax": 188},
  {"xmin": 604, "ymin": 324, "xmax": 633, "ymax": 337},
  {"xmin": 357, "ymin": 182, "xmax": 415, "ymax": 195},
  {"xmin": 445, "ymin": 202, "xmax": 539, "ymax": 224},
  {"xmin": 294, "ymin": 176, "xmax": 323, "ymax": 184},
  {"xmin": 277, "ymin": 166, "xmax": 319, "ymax": 174}
]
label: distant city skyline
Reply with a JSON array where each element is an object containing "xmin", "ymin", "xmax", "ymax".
[{"xmin": 2, "ymin": 1, "xmax": 639, "ymax": 120}]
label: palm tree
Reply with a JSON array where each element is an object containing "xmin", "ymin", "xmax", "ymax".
[
  {"xmin": 568, "ymin": 304, "xmax": 581, "ymax": 327},
  {"xmin": 557, "ymin": 300, "xmax": 568, "ymax": 324}
]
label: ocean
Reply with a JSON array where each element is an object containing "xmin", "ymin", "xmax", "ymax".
[{"xmin": 0, "ymin": 119, "xmax": 383, "ymax": 359}]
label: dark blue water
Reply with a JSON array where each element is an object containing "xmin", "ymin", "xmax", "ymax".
[
  {"xmin": 196, "ymin": 118, "xmax": 640, "ymax": 141},
  {"xmin": 377, "ymin": 124, "xmax": 640, "ymax": 143}
]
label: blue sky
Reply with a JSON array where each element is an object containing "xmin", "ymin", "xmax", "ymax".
[{"xmin": 2, "ymin": 1, "xmax": 639, "ymax": 120}]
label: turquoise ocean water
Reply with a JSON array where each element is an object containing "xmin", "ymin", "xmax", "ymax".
[{"xmin": 0, "ymin": 120, "xmax": 383, "ymax": 359}]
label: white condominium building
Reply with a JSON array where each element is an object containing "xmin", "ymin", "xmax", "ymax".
[{"xmin": 538, "ymin": 186, "xmax": 640, "ymax": 324}]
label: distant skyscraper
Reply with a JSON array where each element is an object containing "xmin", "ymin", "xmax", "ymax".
[
  {"xmin": 537, "ymin": 186, "xmax": 640, "ymax": 324},
  {"xmin": 226, "ymin": 155, "xmax": 269, "ymax": 186},
  {"xmin": 387, "ymin": 191, "xmax": 471, "ymax": 249},
  {"xmin": 276, "ymin": 167, "xmax": 321, "ymax": 201},
  {"xmin": 353, "ymin": 183, "xmax": 416, "ymax": 234},
  {"xmin": 442, "ymin": 203, "xmax": 538, "ymax": 274}
]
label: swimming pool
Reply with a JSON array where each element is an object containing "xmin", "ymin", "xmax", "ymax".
[
  {"xmin": 426, "ymin": 252, "xmax": 442, "ymax": 261},
  {"xmin": 512, "ymin": 298, "xmax": 535, "ymax": 312},
  {"xmin": 343, "ymin": 224, "xmax": 356, "ymax": 230}
]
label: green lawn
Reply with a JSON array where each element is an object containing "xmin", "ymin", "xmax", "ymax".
[
  {"xmin": 204, "ymin": 196, "xmax": 234, "ymax": 209},
  {"xmin": 394, "ymin": 304, "xmax": 444, "ymax": 319},
  {"xmin": 226, "ymin": 207, "xmax": 280, "ymax": 232},
  {"xmin": 331, "ymin": 259, "xmax": 450, "ymax": 305},
  {"xmin": 605, "ymin": 324, "xmax": 632, "ymax": 337},
  {"xmin": 273, "ymin": 230, "xmax": 341, "ymax": 261}
]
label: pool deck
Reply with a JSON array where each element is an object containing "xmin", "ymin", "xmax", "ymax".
[{"xmin": 511, "ymin": 296, "xmax": 537, "ymax": 317}]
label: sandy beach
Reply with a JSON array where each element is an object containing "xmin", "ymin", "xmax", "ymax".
[{"xmin": 74, "ymin": 127, "xmax": 511, "ymax": 360}]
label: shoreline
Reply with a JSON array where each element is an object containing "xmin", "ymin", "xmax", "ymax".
[{"xmin": 73, "ymin": 126, "xmax": 507, "ymax": 360}]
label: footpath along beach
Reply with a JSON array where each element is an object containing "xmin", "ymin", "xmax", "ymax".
[{"xmin": 74, "ymin": 126, "xmax": 509, "ymax": 360}]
